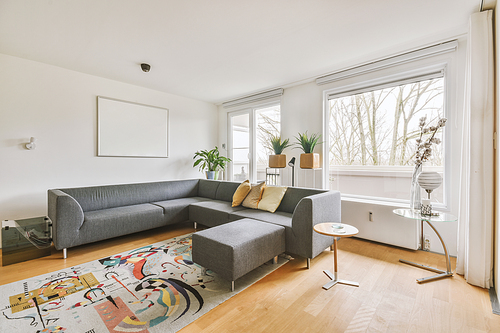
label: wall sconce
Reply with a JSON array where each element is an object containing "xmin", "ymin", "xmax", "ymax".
[{"xmin": 25, "ymin": 137, "xmax": 36, "ymax": 150}]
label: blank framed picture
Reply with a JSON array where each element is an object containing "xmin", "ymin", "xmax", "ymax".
[{"xmin": 97, "ymin": 96, "xmax": 169, "ymax": 157}]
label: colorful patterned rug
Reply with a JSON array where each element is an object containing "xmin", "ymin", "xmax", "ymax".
[{"xmin": 0, "ymin": 233, "xmax": 288, "ymax": 333}]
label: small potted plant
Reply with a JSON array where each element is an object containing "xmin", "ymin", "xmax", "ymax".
[
  {"xmin": 193, "ymin": 146, "xmax": 231, "ymax": 180},
  {"xmin": 294, "ymin": 131, "xmax": 322, "ymax": 169},
  {"xmin": 266, "ymin": 135, "xmax": 292, "ymax": 168}
]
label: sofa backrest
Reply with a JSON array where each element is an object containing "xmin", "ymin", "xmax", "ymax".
[
  {"xmin": 57, "ymin": 177, "xmax": 326, "ymax": 213},
  {"xmin": 199, "ymin": 179, "xmax": 327, "ymax": 214},
  {"xmin": 197, "ymin": 179, "xmax": 241, "ymax": 201},
  {"xmin": 59, "ymin": 179, "xmax": 199, "ymax": 211},
  {"xmin": 276, "ymin": 187, "xmax": 327, "ymax": 214},
  {"xmin": 215, "ymin": 181, "xmax": 241, "ymax": 201},
  {"xmin": 198, "ymin": 179, "xmax": 221, "ymax": 199}
]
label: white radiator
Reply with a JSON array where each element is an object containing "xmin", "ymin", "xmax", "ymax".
[{"xmin": 341, "ymin": 200, "xmax": 419, "ymax": 251}]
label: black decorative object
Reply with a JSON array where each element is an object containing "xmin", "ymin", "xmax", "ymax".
[{"xmin": 288, "ymin": 157, "xmax": 295, "ymax": 186}]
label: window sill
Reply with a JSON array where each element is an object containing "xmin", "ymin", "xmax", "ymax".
[{"xmin": 340, "ymin": 194, "xmax": 448, "ymax": 211}]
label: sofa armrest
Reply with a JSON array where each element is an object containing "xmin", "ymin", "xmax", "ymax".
[
  {"xmin": 48, "ymin": 189, "xmax": 84, "ymax": 250},
  {"xmin": 290, "ymin": 191, "xmax": 341, "ymax": 258}
]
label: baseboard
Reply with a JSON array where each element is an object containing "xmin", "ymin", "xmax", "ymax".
[{"xmin": 489, "ymin": 287, "xmax": 500, "ymax": 315}]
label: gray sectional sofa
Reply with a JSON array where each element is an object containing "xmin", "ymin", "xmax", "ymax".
[{"xmin": 48, "ymin": 179, "xmax": 341, "ymax": 266}]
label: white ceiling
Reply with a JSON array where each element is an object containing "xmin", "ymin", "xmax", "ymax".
[{"xmin": 0, "ymin": 0, "xmax": 482, "ymax": 104}]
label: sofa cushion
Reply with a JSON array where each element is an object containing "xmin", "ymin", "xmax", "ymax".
[
  {"xmin": 258, "ymin": 186, "xmax": 287, "ymax": 213},
  {"xmin": 189, "ymin": 200, "xmax": 246, "ymax": 227},
  {"xmin": 242, "ymin": 182, "xmax": 266, "ymax": 209},
  {"xmin": 80, "ymin": 204, "xmax": 165, "ymax": 245},
  {"xmin": 230, "ymin": 209, "xmax": 292, "ymax": 228},
  {"xmin": 198, "ymin": 179, "xmax": 220, "ymax": 199},
  {"xmin": 216, "ymin": 181, "xmax": 242, "ymax": 202},
  {"xmin": 152, "ymin": 197, "xmax": 210, "ymax": 224}
]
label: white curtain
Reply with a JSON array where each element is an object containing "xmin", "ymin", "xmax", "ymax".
[{"xmin": 457, "ymin": 10, "xmax": 494, "ymax": 288}]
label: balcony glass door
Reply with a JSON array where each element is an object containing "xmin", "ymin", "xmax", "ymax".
[
  {"xmin": 229, "ymin": 112, "xmax": 252, "ymax": 182},
  {"xmin": 228, "ymin": 103, "xmax": 281, "ymax": 183}
]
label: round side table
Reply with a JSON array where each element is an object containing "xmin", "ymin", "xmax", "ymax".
[{"xmin": 313, "ymin": 223, "xmax": 359, "ymax": 290}]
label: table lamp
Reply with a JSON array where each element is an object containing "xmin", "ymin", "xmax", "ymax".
[
  {"xmin": 417, "ymin": 171, "xmax": 442, "ymax": 215},
  {"xmin": 417, "ymin": 171, "xmax": 442, "ymax": 199}
]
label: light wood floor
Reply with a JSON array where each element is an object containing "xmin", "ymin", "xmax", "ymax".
[{"xmin": 1, "ymin": 224, "xmax": 498, "ymax": 332}]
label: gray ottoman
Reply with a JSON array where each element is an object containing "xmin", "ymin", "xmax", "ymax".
[{"xmin": 192, "ymin": 218, "xmax": 285, "ymax": 291}]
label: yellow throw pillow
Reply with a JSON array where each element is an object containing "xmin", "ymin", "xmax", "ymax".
[
  {"xmin": 242, "ymin": 182, "xmax": 266, "ymax": 209},
  {"xmin": 258, "ymin": 186, "xmax": 288, "ymax": 213},
  {"xmin": 232, "ymin": 180, "xmax": 252, "ymax": 207}
]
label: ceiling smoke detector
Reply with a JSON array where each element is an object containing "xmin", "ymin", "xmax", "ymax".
[{"xmin": 141, "ymin": 63, "xmax": 151, "ymax": 72}]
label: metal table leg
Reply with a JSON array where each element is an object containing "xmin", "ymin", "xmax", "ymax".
[
  {"xmin": 322, "ymin": 238, "xmax": 359, "ymax": 290},
  {"xmin": 399, "ymin": 219, "xmax": 453, "ymax": 283}
]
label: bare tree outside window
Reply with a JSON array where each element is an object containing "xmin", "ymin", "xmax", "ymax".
[
  {"xmin": 255, "ymin": 105, "xmax": 281, "ymax": 184},
  {"xmin": 328, "ymin": 77, "xmax": 445, "ymax": 201},
  {"xmin": 256, "ymin": 106, "xmax": 280, "ymax": 167}
]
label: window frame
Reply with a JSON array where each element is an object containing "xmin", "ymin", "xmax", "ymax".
[
  {"xmin": 227, "ymin": 100, "xmax": 281, "ymax": 183},
  {"xmin": 322, "ymin": 63, "xmax": 451, "ymax": 209}
]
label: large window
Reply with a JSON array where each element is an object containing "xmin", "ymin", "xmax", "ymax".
[
  {"xmin": 326, "ymin": 74, "xmax": 445, "ymax": 204},
  {"xmin": 228, "ymin": 104, "xmax": 281, "ymax": 183}
]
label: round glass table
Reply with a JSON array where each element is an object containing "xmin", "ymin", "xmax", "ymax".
[{"xmin": 393, "ymin": 208, "xmax": 457, "ymax": 283}]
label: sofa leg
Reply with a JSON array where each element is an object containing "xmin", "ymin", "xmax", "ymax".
[
  {"xmin": 307, "ymin": 258, "xmax": 311, "ymax": 269},
  {"xmin": 63, "ymin": 248, "xmax": 67, "ymax": 259},
  {"xmin": 231, "ymin": 281, "xmax": 235, "ymax": 292},
  {"xmin": 330, "ymin": 244, "xmax": 334, "ymax": 251},
  {"xmin": 194, "ymin": 222, "xmax": 197, "ymax": 229},
  {"xmin": 273, "ymin": 256, "xmax": 278, "ymax": 264}
]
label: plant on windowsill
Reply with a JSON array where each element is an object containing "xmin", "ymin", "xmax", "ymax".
[
  {"xmin": 193, "ymin": 146, "xmax": 231, "ymax": 180},
  {"xmin": 266, "ymin": 135, "xmax": 292, "ymax": 168},
  {"xmin": 294, "ymin": 131, "xmax": 323, "ymax": 169}
]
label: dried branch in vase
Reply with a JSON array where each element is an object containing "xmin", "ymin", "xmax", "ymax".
[{"xmin": 414, "ymin": 115, "xmax": 447, "ymax": 166}]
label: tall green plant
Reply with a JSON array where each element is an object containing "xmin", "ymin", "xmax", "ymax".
[
  {"xmin": 266, "ymin": 135, "xmax": 292, "ymax": 155},
  {"xmin": 193, "ymin": 146, "xmax": 231, "ymax": 172},
  {"xmin": 294, "ymin": 131, "xmax": 322, "ymax": 153}
]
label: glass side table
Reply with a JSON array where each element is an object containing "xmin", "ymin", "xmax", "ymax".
[
  {"xmin": 2, "ymin": 217, "xmax": 52, "ymax": 266},
  {"xmin": 393, "ymin": 208, "xmax": 457, "ymax": 283}
]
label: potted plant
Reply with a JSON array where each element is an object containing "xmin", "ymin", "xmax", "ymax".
[
  {"xmin": 266, "ymin": 135, "xmax": 292, "ymax": 168},
  {"xmin": 193, "ymin": 146, "xmax": 231, "ymax": 180},
  {"xmin": 294, "ymin": 131, "xmax": 322, "ymax": 169}
]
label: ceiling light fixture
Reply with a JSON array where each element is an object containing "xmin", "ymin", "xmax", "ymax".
[
  {"xmin": 25, "ymin": 137, "xmax": 36, "ymax": 150},
  {"xmin": 141, "ymin": 63, "xmax": 151, "ymax": 72}
]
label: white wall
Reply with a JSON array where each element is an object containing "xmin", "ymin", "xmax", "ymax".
[
  {"xmin": 495, "ymin": 3, "xmax": 500, "ymax": 304},
  {"xmin": 0, "ymin": 54, "xmax": 218, "ymax": 227},
  {"xmin": 219, "ymin": 38, "xmax": 467, "ymax": 256}
]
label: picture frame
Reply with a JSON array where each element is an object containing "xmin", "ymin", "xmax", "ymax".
[{"xmin": 97, "ymin": 96, "xmax": 169, "ymax": 158}]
